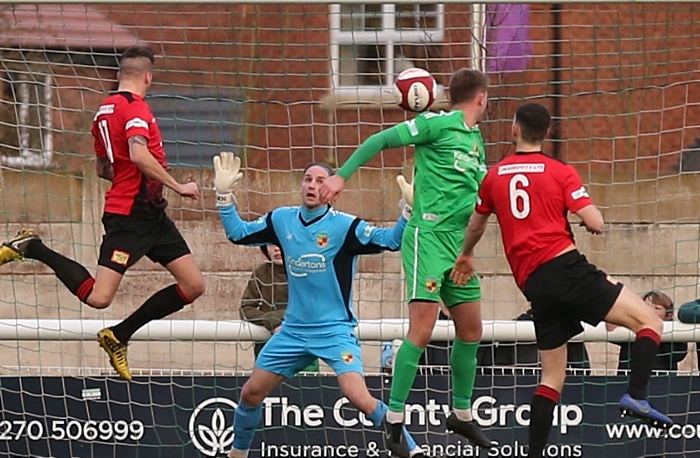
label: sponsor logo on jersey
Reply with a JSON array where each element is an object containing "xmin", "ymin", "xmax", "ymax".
[
  {"xmin": 422, "ymin": 213, "xmax": 439, "ymax": 222},
  {"xmin": 571, "ymin": 186, "xmax": 589, "ymax": 200},
  {"xmin": 110, "ymin": 250, "xmax": 130, "ymax": 266},
  {"xmin": 286, "ymin": 254, "xmax": 327, "ymax": 277},
  {"xmin": 341, "ymin": 351, "xmax": 354, "ymax": 364},
  {"xmin": 425, "ymin": 277, "xmax": 438, "ymax": 292},
  {"xmin": 316, "ymin": 232, "xmax": 329, "ymax": 247},
  {"xmin": 453, "ymin": 150, "xmax": 479, "ymax": 172},
  {"xmin": 363, "ymin": 225, "xmax": 375, "ymax": 238},
  {"xmin": 497, "ymin": 163, "xmax": 545, "ymax": 175}
]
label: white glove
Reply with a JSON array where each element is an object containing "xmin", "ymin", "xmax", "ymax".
[
  {"xmin": 397, "ymin": 174, "xmax": 414, "ymax": 220},
  {"xmin": 213, "ymin": 152, "xmax": 243, "ymax": 207}
]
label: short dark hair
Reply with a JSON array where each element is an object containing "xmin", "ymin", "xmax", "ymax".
[
  {"xmin": 448, "ymin": 68, "xmax": 489, "ymax": 106},
  {"xmin": 259, "ymin": 245, "xmax": 270, "ymax": 260},
  {"xmin": 514, "ymin": 103, "xmax": 551, "ymax": 144},
  {"xmin": 644, "ymin": 291, "xmax": 674, "ymax": 315},
  {"xmin": 119, "ymin": 46, "xmax": 155, "ymax": 69},
  {"xmin": 303, "ymin": 162, "xmax": 335, "ymax": 176}
]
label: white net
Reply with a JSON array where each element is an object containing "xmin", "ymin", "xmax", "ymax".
[{"xmin": 0, "ymin": 1, "xmax": 699, "ymax": 457}]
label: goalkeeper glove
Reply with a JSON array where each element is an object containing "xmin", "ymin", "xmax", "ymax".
[
  {"xmin": 396, "ymin": 174, "xmax": 414, "ymax": 220},
  {"xmin": 213, "ymin": 152, "xmax": 243, "ymax": 207}
]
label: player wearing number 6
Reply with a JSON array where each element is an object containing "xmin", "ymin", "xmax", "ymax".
[
  {"xmin": 0, "ymin": 46, "xmax": 205, "ymax": 381},
  {"xmin": 451, "ymin": 102, "xmax": 672, "ymax": 458}
]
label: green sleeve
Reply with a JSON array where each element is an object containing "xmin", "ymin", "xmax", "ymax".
[
  {"xmin": 338, "ymin": 113, "xmax": 442, "ymax": 179},
  {"xmin": 337, "ymin": 126, "xmax": 406, "ymax": 179}
]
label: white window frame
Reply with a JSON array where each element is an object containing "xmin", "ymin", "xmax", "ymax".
[
  {"xmin": 1, "ymin": 73, "xmax": 54, "ymax": 168},
  {"xmin": 329, "ymin": 3, "xmax": 445, "ymax": 96}
]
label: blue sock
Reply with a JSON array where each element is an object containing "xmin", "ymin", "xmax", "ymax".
[
  {"xmin": 366, "ymin": 400, "xmax": 388, "ymax": 429},
  {"xmin": 232, "ymin": 402, "xmax": 263, "ymax": 451},
  {"xmin": 366, "ymin": 400, "xmax": 419, "ymax": 453},
  {"xmin": 402, "ymin": 426, "xmax": 419, "ymax": 453}
]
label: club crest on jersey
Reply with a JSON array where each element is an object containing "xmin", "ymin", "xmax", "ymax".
[
  {"xmin": 342, "ymin": 351, "xmax": 354, "ymax": 364},
  {"xmin": 110, "ymin": 250, "xmax": 130, "ymax": 266},
  {"xmin": 426, "ymin": 278, "xmax": 438, "ymax": 293},
  {"xmin": 317, "ymin": 232, "xmax": 329, "ymax": 247}
]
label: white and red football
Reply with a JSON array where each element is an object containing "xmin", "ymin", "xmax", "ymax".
[{"xmin": 392, "ymin": 68, "xmax": 437, "ymax": 112}]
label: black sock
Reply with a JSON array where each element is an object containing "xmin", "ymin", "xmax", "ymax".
[
  {"xmin": 528, "ymin": 385, "xmax": 560, "ymax": 458},
  {"xmin": 627, "ymin": 328, "xmax": 661, "ymax": 399},
  {"xmin": 25, "ymin": 240, "xmax": 94, "ymax": 301},
  {"xmin": 112, "ymin": 284, "xmax": 192, "ymax": 344}
]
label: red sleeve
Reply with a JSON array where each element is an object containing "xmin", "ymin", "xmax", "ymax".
[
  {"xmin": 475, "ymin": 169, "xmax": 494, "ymax": 215},
  {"xmin": 562, "ymin": 165, "xmax": 593, "ymax": 213},
  {"xmin": 121, "ymin": 101, "xmax": 151, "ymax": 140},
  {"xmin": 91, "ymin": 120, "xmax": 107, "ymax": 159}
]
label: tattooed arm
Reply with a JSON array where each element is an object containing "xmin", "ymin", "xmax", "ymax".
[{"xmin": 128, "ymin": 135, "xmax": 199, "ymax": 199}]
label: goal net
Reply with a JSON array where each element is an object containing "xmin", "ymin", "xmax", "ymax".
[{"xmin": 0, "ymin": 1, "xmax": 699, "ymax": 457}]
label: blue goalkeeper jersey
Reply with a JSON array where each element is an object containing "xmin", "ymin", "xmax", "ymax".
[{"xmin": 220, "ymin": 205, "xmax": 406, "ymax": 329}]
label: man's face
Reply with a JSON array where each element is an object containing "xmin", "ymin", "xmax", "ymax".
[
  {"xmin": 266, "ymin": 244, "xmax": 283, "ymax": 265},
  {"xmin": 301, "ymin": 166, "xmax": 330, "ymax": 209},
  {"xmin": 645, "ymin": 296, "xmax": 671, "ymax": 321}
]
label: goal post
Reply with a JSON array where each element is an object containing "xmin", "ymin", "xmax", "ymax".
[
  {"xmin": 0, "ymin": 319, "xmax": 698, "ymax": 342},
  {"xmin": 1, "ymin": 1, "xmax": 700, "ymax": 457}
]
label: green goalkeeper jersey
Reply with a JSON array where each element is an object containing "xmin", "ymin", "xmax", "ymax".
[{"xmin": 338, "ymin": 110, "xmax": 487, "ymax": 231}]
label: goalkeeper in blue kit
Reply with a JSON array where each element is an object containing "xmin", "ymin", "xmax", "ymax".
[{"xmin": 213, "ymin": 153, "xmax": 424, "ymax": 458}]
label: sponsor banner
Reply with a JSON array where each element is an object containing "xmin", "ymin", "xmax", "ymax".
[{"xmin": 0, "ymin": 375, "xmax": 698, "ymax": 457}]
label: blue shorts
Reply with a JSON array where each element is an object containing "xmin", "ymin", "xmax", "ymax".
[{"xmin": 256, "ymin": 325, "xmax": 364, "ymax": 378}]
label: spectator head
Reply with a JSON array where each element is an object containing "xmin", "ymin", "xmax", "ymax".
[
  {"xmin": 643, "ymin": 291, "xmax": 674, "ymax": 321},
  {"xmin": 260, "ymin": 244, "xmax": 283, "ymax": 266}
]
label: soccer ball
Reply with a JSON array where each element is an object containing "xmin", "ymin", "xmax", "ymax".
[{"xmin": 392, "ymin": 68, "xmax": 437, "ymax": 112}]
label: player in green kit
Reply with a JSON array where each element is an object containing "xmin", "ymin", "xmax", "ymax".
[{"xmin": 320, "ymin": 68, "xmax": 493, "ymax": 455}]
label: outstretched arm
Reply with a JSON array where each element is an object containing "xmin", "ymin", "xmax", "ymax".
[
  {"xmin": 320, "ymin": 126, "xmax": 406, "ymax": 203},
  {"xmin": 575, "ymin": 204, "xmax": 604, "ymax": 235},
  {"xmin": 129, "ymin": 136, "xmax": 199, "ymax": 199},
  {"xmin": 215, "ymin": 152, "xmax": 278, "ymax": 246}
]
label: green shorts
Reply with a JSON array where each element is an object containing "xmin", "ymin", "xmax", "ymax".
[{"xmin": 401, "ymin": 225, "xmax": 481, "ymax": 306}]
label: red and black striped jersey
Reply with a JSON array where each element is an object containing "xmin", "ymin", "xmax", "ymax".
[
  {"xmin": 476, "ymin": 152, "xmax": 594, "ymax": 289},
  {"xmin": 92, "ymin": 91, "xmax": 168, "ymax": 217}
]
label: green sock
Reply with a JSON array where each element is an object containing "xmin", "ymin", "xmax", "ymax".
[
  {"xmin": 388, "ymin": 339, "xmax": 425, "ymax": 412},
  {"xmin": 451, "ymin": 339, "xmax": 480, "ymax": 410}
]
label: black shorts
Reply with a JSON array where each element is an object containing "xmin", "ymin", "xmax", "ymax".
[
  {"xmin": 98, "ymin": 212, "xmax": 191, "ymax": 274},
  {"xmin": 523, "ymin": 250, "xmax": 623, "ymax": 351}
]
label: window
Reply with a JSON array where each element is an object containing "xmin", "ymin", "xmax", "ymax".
[
  {"xmin": 148, "ymin": 91, "xmax": 244, "ymax": 168},
  {"xmin": 330, "ymin": 3, "xmax": 444, "ymax": 90},
  {"xmin": 0, "ymin": 72, "xmax": 54, "ymax": 168}
]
